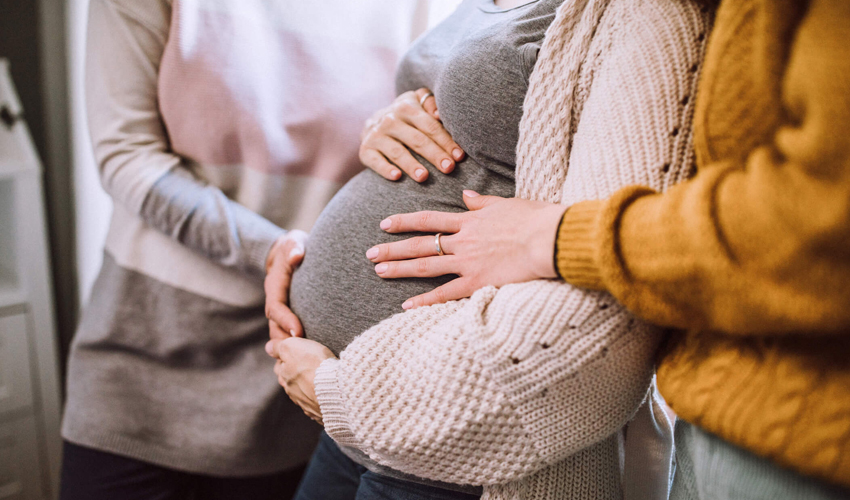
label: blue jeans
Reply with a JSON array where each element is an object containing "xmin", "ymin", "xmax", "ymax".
[{"xmin": 294, "ymin": 432, "xmax": 481, "ymax": 500}]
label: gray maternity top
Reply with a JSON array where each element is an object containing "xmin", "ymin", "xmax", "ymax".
[{"xmin": 289, "ymin": 0, "xmax": 563, "ymax": 491}]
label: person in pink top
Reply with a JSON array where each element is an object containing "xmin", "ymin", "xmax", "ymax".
[{"xmin": 59, "ymin": 1, "xmax": 426, "ymax": 499}]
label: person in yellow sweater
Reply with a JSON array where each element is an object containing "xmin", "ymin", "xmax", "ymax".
[{"xmin": 365, "ymin": 0, "xmax": 850, "ymax": 497}]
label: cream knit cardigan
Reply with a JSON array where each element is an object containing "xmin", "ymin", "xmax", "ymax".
[{"xmin": 314, "ymin": 0, "xmax": 712, "ymax": 498}]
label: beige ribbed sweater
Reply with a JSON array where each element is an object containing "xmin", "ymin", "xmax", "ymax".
[{"xmin": 314, "ymin": 0, "xmax": 711, "ymax": 498}]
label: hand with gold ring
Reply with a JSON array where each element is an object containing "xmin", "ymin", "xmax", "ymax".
[
  {"xmin": 359, "ymin": 88, "xmax": 465, "ymax": 183},
  {"xmin": 367, "ymin": 191, "xmax": 568, "ymax": 309}
]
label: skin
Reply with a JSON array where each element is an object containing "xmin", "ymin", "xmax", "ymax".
[
  {"xmin": 360, "ymin": 88, "xmax": 464, "ymax": 182},
  {"xmin": 267, "ymin": 2, "xmax": 551, "ymax": 416},
  {"xmin": 264, "ymin": 230, "xmax": 308, "ymax": 340},
  {"xmin": 370, "ymin": 191, "xmax": 564, "ymax": 309}
]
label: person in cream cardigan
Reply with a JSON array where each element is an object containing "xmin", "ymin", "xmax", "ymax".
[{"xmin": 266, "ymin": 0, "xmax": 713, "ymax": 498}]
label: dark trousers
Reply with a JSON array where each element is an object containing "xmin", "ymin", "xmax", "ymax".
[
  {"xmin": 294, "ymin": 432, "xmax": 481, "ymax": 500},
  {"xmin": 60, "ymin": 441, "xmax": 305, "ymax": 500}
]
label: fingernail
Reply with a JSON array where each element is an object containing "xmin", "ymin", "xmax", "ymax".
[
  {"xmin": 463, "ymin": 190, "xmax": 479, "ymax": 198},
  {"xmin": 402, "ymin": 300, "xmax": 413, "ymax": 310},
  {"xmin": 375, "ymin": 263, "xmax": 388, "ymax": 274},
  {"xmin": 366, "ymin": 247, "xmax": 379, "ymax": 259},
  {"xmin": 441, "ymin": 159, "xmax": 452, "ymax": 171},
  {"xmin": 415, "ymin": 168, "xmax": 427, "ymax": 180},
  {"xmin": 380, "ymin": 218, "xmax": 392, "ymax": 230},
  {"xmin": 290, "ymin": 329, "xmax": 297, "ymax": 338},
  {"xmin": 289, "ymin": 246, "xmax": 304, "ymax": 258},
  {"xmin": 265, "ymin": 341, "xmax": 274, "ymax": 356},
  {"xmin": 452, "ymin": 149, "xmax": 464, "ymax": 160},
  {"xmin": 391, "ymin": 169, "xmax": 401, "ymax": 180}
]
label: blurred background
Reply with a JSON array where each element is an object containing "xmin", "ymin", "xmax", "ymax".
[{"xmin": 0, "ymin": 0, "xmax": 460, "ymax": 498}]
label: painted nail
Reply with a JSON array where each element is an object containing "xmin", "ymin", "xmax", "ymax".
[
  {"xmin": 380, "ymin": 218, "xmax": 392, "ymax": 230},
  {"xmin": 415, "ymin": 168, "xmax": 427, "ymax": 179},
  {"xmin": 375, "ymin": 263, "xmax": 389, "ymax": 274},
  {"xmin": 463, "ymin": 190, "xmax": 480, "ymax": 198},
  {"xmin": 290, "ymin": 329, "xmax": 297, "ymax": 338},
  {"xmin": 452, "ymin": 148, "xmax": 464, "ymax": 160},
  {"xmin": 289, "ymin": 245, "xmax": 304, "ymax": 258},
  {"xmin": 390, "ymin": 169, "xmax": 402, "ymax": 180},
  {"xmin": 441, "ymin": 159, "xmax": 452, "ymax": 171},
  {"xmin": 366, "ymin": 247, "xmax": 379, "ymax": 259},
  {"xmin": 402, "ymin": 300, "xmax": 413, "ymax": 310}
]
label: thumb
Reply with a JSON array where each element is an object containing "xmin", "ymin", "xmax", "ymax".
[
  {"xmin": 285, "ymin": 229, "xmax": 308, "ymax": 266},
  {"xmin": 463, "ymin": 190, "xmax": 504, "ymax": 211}
]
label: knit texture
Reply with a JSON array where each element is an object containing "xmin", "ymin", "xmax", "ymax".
[
  {"xmin": 314, "ymin": 0, "xmax": 711, "ymax": 498},
  {"xmin": 554, "ymin": 0, "xmax": 850, "ymax": 488}
]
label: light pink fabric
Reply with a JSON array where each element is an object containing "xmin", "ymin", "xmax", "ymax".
[{"xmin": 159, "ymin": 0, "xmax": 411, "ymax": 183}]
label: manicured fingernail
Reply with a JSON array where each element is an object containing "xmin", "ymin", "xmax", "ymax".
[
  {"xmin": 290, "ymin": 329, "xmax": 297, "ymax": 337},
  {"xmin": 463, "ymin": 190, "xmax": 479, "ymax": 197},
  {"xmin": 441, "ymin": 159, "xmax": 452, "ymax": 171},
  {"xmin": 289, "ymin": 246, "xmax": 304, "ymax": 258},
  {"xmin": 415, "ymin": 168, "xmax": 427, "ymax": 180},
  {"xmin": 366, "ymin": 247, "xmax": 379, "ymax": 259},
  {"xmin": 380, "ymin": 218, "xmax": 392, "ymax": 230},
  {"xmin": 402, "ymin": 300, "xmax": 413, "ymax": 310},
  {"xmin": 265, "ymin": 341, "xmax": 274, "ymax": 356},
  {"xmin": 452, "ymin": 149, "xmax": 464, "ymax": 160},
  {"xmin": 375, "ymin": 263, "xmax": 388, "ymax": 274},
  {"xmin": 390, "ymin": 169, "xmax": 402, "ymax": 180}
]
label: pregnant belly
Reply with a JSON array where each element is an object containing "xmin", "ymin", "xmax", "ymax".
[{"xmin": 289, "ymin": 166, "xmax": 513, "ymax": 356}]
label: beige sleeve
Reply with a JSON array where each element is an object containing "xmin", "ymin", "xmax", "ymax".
[
  {"xmin": 86, "ymin": 0, "xmax": 286, "ymax": 276},
  {"xmin": 86, "ymin": 0, "xmax": 178, "ymax": 213}
]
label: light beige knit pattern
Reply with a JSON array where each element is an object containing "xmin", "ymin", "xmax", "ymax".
[{"xmin": 314, "ymin": 0, "xmax": 712, "ymax": 498}]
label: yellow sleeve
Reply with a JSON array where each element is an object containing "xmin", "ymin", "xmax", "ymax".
[{"xmin": 556, "ymin": 0, "xmax": 850, "ymax": 335}]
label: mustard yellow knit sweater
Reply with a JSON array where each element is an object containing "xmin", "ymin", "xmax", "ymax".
[{"xmin": 556, "ymin": 0, "xmax": 850, "ymax": 488}]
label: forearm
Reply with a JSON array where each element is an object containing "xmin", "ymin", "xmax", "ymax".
[
  {"xmin": 315, "ymin": 283, "xmax": 660, "ymax": 485},
  {"xmin": 141, "ymin": 169, "xmax": 285, "ymax": 278}
]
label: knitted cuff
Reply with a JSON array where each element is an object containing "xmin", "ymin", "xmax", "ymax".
[
  {"xmin": 555, "ymin": 199, "xmax": 606, "ymax": 290},
  {"xmin": 314, "ymin": 358, "xmax": 358, "ymax": 446},
  {"xmin": 246, "ymin": 225, "xmax": 287, "ymax": 278}
]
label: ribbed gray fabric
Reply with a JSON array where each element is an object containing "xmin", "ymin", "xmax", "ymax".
[{"xmin": 671, "ymin": 421, "xmax": 850, "ymax": 500}]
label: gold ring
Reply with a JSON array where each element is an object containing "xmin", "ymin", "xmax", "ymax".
[
  {"xmin": 419, "ymin": 92, "xmax": 434, "ymax": 106},
  {"xmin": 435, "ymin": 233, "xmax": 445, "ymax": 256}
]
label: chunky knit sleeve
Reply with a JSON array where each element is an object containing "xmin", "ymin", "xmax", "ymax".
[
  {"xmin": 314, "ymin": 0, "xmax": 709, "ymax": 489},
  {"xmin": 556, "ymin": 0, "xmax": 850, "ymax": 335},
  {"xmin": 86, "ymin": 0, "xmax": 285, "ymax": 277},
  {"xmin": 315, "ymin": 284, "xmax": 660, "ymax": 486}
]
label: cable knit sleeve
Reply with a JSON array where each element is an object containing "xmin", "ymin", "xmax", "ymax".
[
  {"xmin": 556, "ymin": 0, "xmax": 850, "ymax": 335},
  {"xmin": 86, "ymin": 0, "xmax": 285, "ymax": 278},
  {"xmin": 315, "ymin": 0, "xmax": 709, "ymax": 488}
]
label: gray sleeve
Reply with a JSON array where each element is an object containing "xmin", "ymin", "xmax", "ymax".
[{"xmin": 140, "ymin": 168, "xmax": 286, "ymax": 279}]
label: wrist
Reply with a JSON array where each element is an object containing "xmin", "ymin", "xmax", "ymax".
[
  {"xmin": 531, "ymin": 203, "xmax": 569, "ymax": 279},
  {"xmin": 265, "ymin": 230, "xmax": 309, "ymax": 274}
]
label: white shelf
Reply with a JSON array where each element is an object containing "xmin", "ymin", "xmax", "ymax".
[
  {"xmin": 0, "ymin": 179, "xmax": 18, "ymax": 298},
  {"xmin": 0, "ymin": 58, "xmax": 62, "ymax": 499}
]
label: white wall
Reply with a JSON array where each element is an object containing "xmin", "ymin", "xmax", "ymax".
[
  {"xmin": 67, "ymin": 0, "xmax": 462, "ymax": 306},
  {"xmin": 68, "ymin": 0, "xmax": 111, "ymax": 307}
]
